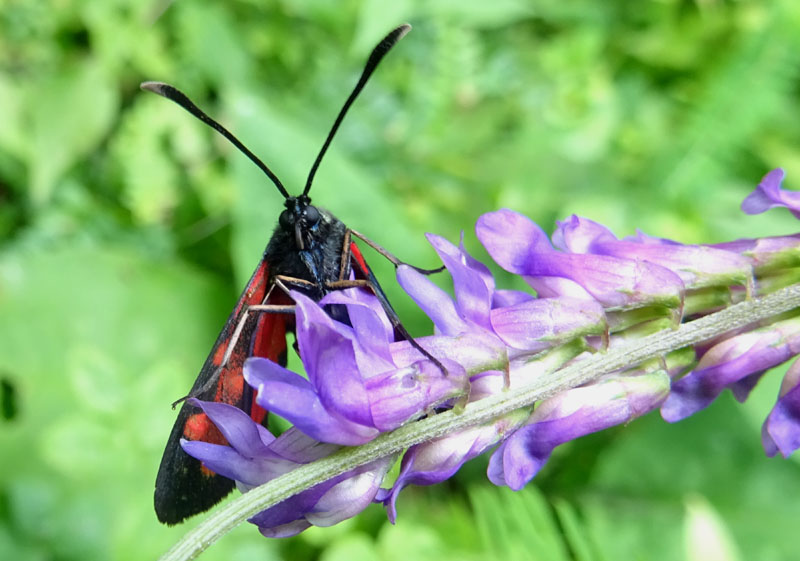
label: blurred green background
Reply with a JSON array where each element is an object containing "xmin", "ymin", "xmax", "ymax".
[{"xmin": 3, "ymin": 0, "xmax": 800, "ymax": 559}]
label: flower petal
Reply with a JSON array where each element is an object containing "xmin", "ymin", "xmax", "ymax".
[
  {"xmin": 478, "ymin": 209, "xmax": 684, "ymax": 309},
  {"xmin": 427, "ymin": 233, "xmax": 493, "ymax": 330},
  {"xmin": 487, "ymin": 428, "xmax": 539, "ymax": 490},
  {"xmin": 250, "ymin": 456, "xmax": 395, "ymax": 535},
  {"xmin": 181, "ymin": 439, "xmax": 288, "ymax": 487},
  {"xmin": 377, "ymin": 410, "xmax": 527, "ymax": 523},
  {"xmin": 307, "ymin": 455, "xmax": 395, "ymax": 526},
  {"xmin": 552, "ymin": 215, "xmax": 617, "ymax": 252},
  {"xmin": 364, "ymin": 360, "xmax": 466, "ymax": 430},
  {"xmin": 321, "ymin": 288, "xmax": 395, "ymax": 370},
  {"xmin": 186, "ymin": 398, "xmax": 273, "ymax": 456},
  {"xmin": 245, "ymin": 357, "xmax": 377, "ymax": 445},
  {"xmin": 492, "ymin": 289, "xmax": 535, "ymax": 308},
  {"xmin": 763, "ymin": 358, "xmax": 800, "ymax": 457},
  {"xmin": 476, "ymin": 209, "xmax": 554, "ymax": 272},
  {"xmin": 397, "ymin": 265, "xmax": 467, "ymax": 335},
  {"xmin": 556, "ymin": 215, "xmax": 753, "ymax": 290},
  {"xmin": 490, "ymin": 371, "xmax": 670, "ymax": 488},
  {"xmin": 712, "ymin": 234, "xmax": 800, "ymax": 273},
  {"xmin": 490, "ymin": 297, "xmax": 606, "ymax": 351},
  {"xmin": 741, "ymin": 168, "xmax": 800, "ymax": 218},
  {"xmin": 293, "ymin": 292, "xmax": 377, "ymax": 428},
  {"xmin": 662, "ymin": 317, "xmax": 800, "ymax": 422}
]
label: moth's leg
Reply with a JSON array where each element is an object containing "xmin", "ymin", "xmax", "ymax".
[
  {"xmin": 347, "ymin": 230, "xmax": 444, "ymax": 275},
  {"xmin": 349, "ymin": 229, "xmax": 444, "ymax": 275},
  {"xmin": 327, "ymin": 279, "xmax": 367, "ymax": 289},
  {"xmin": 266, "ymin": 275, "xmax": 318, "ymax": 302},
  {"xmin": 338, "ymin": 229, "xmax": 353, "ymax": 281},
  {"xmin": 326, "ymin": 276, "xmax": 449, "ymax": 376}
]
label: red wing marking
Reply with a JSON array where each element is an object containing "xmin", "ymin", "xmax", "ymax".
[
  {"xmin": 349, "ymin": 241, "xmax": 371, "ymax": 276},
  {"xmin": 184, "ymin": 412, "xmax": 226, "ymax": 444}
]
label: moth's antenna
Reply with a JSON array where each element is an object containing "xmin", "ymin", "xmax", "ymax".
[
  {"xmin": 140, "ymin": 81, "xmax": 291, "ymax": 200},
  {"xmin": 302, "ymin": 23, "xmax": 411, "ymax": 197}
]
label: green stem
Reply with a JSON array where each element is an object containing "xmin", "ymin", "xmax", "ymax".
[{"xmin": 160, "ymin": 284, "xmax": 800, "ymax": 561}]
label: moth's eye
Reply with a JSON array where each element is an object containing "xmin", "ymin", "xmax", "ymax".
[
  {"xmin": 304, "ymin": 205, "xmax": 320, "ymax": 226},
  {"xmin": 279, "ymin": 209, "xmax": 294, "ymax": 231}
]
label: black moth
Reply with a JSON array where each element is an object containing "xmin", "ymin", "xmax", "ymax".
[{"xmin": 145, "ymin": 24, "xmax": 443, "ymax": 525}]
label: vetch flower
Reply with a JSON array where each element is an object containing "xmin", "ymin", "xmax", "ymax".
[
  {"xmin": 397, "ymin": 233, "xmax": 608, "ymax": 356},
  {"xmin": 711, "ymin": 233, "xmax": 800, "ymax": 303},
  {"xmin": 476, "ymin": 209, "xmax": 685, "ymax": 310},
  {"xmin": 741, "ymin": 168, "xmax": 800, "ymax": 219},
  {"xmin": 731, "ymin": 168, "xmax": 800, "ymax": 291},
  {"xmin": 394, "ymin": 233, "xmax": 505, "ymax": 368},
  {"xmin": 490, "ymin": 296, "xmax": 607, "ymax": 353},
  {"xmin": 376, "ymin": 372, "xmax": 532, "ymax": 523},
  {"xmin": 661, "ymin": 315, "xmax": 800, "ymax": 422},
  {"xmin": 553, "ymin": 215, "xmax": 753, "ymax": 292},
  {"xmin": 714, "ymin": 235, "xmax": 800, "ymax": 273},
  {"xmin": 488, "ymin": 368, "xmax": 671, "ymax": 490},
  {"xmin": 180, "ymin": 399, "xmax": 395, "ymax": 538},
  {"xmin": 376, "ymin": 340, "xmax": 590, "ymax": 521},
  {"xmin": 371, "ymin": 235, "xmax": 612, "ymax": 520},
  {"xmin": 377, "ymin": 174, "xmax": 800, "ymax": 520},
  {"xmin": 244, "ymin": 289, "xmax": 468, "ymax": 445}
]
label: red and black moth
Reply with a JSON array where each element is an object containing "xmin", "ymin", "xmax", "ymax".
[{"xmin": 146, "ymin": 24, "xmax": 444, "ymax": 525}]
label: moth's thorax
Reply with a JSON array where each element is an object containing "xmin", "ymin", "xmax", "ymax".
[{"xmin": 264, "ymin": 205, "xmax": 348, "ymax": 297}]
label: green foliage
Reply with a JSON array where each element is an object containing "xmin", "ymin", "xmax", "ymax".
[{"xmin": 2, "ymin": 0, "xmax": 800, "ymax": 559}]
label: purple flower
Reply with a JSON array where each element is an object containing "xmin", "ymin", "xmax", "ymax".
[
  {"xmin": 244, "ymin": 289, "xmax": 467, "ymax": 445},
  {"xmin": 553, "ymin": 215, "xmax": 753, "ymax": 291},
  {"xmin": 372, "ymin": 234, "xmax": 610, "ymax": 521},
  {"xmin": 712, "ymin": 235, "xmax": 800, "ymax": 277},
  {"xmin": 763, "ymin": 358, "xmax": 800, "ymax": 458},
  {"xmin": 741, "ymin": 168, "xmax": 800, "ymax": 219},
  {"xmin": 490, "ymin": 296, "xmax": 607, "ymax": 353},
  {"xmin": 488, "ymin": 369, "xmax": 670, "ymax": 490},
  {"xmin": 398, "ymin": 233, "xmax": 608, "ymax": 356},
  {"xmin": 375, "ymin": 371, "xmax": 530, "ymax": 522},
  {"xmin": 180, "ymin": 399, "xmax": 395, "ymax": 537},
  {"xmin": 375, "ymin": 331, "xmax": 596, "ymax": 520},
  {"xmin": 476, "ymin": 209, "xmax": 685, "ymax": 310},
  {"xmin": 661, "ymin": 316, "xmax": 800, "ymax": 422},
  {"xmin": 713, "ymin": 169, "xmax": 800, "ymax": 279},
  {"xmin": 377, "ymin": 412, "xmax": 529, "ymax": 523}
]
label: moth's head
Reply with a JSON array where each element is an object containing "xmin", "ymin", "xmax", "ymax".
[{"xmin": 280, "ymin": 195, "xmax": 321, "ymax": 250}]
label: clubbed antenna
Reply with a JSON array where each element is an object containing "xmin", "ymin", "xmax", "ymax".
[
  {"xmin": 302, "ymin": 23, "xmax": 411, "ymax": 197},
  {"xmin": 140, "ymin": 81, "xmax": 291, "ymax": 200}
]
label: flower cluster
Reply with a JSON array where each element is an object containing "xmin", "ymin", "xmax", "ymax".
[{"xmin": 183, "ymin": 169, "xmax": 800, "ymax": 536}]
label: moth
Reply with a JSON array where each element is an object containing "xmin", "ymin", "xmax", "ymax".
[{"xmin": 145, "ymin": 24, "xmax": 442, "ymax": 525}]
